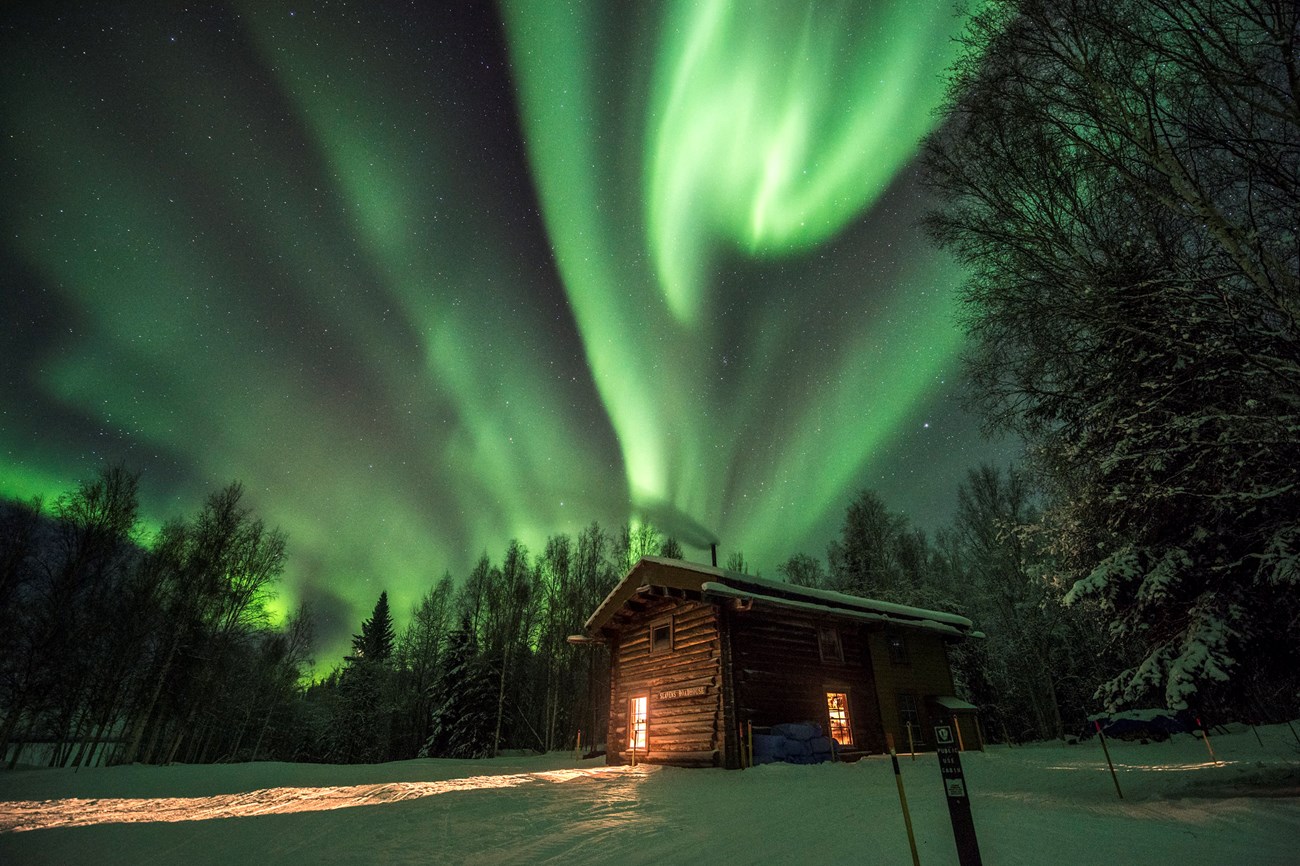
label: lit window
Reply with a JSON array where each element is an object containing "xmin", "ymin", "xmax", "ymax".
[
  {"xmin": 826, "ymin": 691, "xmax": 853, "ymax": 746},
  {"xmin": 650, "ymin": 620, "xmax": 673, "ymax": 654},
  {"xmin": 629, "ymin": 696, "xmax": 647, "ymax": 750},
  {"xmin": 887, "ymin": 634, "xmax": 909, "ymax": 665}
]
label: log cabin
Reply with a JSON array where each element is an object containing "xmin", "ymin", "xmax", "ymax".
[{"xmin": 581, "ymin": 556, "xmax": 981, "ymax": 768}]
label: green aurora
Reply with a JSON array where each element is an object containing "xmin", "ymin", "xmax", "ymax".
[{"xmin": 1, "ymin": 1, "xmax": 1012, "ymax": 656}]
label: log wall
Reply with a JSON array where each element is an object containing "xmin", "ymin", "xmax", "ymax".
[
  {"xmin": 606, "ymin": 597, "xmax": 725, "ymax": 767},
  {"xmin": 601, "ymin": 593, "xmax": 966, "ymax": 764},
  {"xmin": 728, "ymin": 605, "xmax": 886, "ymax": 753}
]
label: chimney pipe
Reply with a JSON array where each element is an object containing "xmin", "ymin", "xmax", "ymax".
[{"xmin": 711, "ymin": 543, "xmax": 718, "ymax": 568}]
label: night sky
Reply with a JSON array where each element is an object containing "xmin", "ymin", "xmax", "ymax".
[{"xmin": 1, "ymin": 1, "xmax": 1017, "ymax": 656}]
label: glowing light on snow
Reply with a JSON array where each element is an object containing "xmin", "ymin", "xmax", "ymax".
[
  {"xmin": 1045, "ymin": 761, "xmax": 1236, "ymax": 772},
  {"xmin": 0, "ymin": 766, "xmax": 639, "ymax": 834}
]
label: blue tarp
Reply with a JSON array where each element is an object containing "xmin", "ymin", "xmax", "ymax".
[
  {"xmin": 753, "ymin": 724, "xmax": 836, "ymax": 765},
  {"xmin": 771, "ymin": 722, "xmax": 821, "ymax": 741},
  {"xmin": 1085, "ymin": 709, "xmax": 1192, "ymax": 740}
]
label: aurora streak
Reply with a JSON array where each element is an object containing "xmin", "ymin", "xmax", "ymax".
[{"xmin": 1, "ymin": 1, "xmax": 1012, "ymax": 657}]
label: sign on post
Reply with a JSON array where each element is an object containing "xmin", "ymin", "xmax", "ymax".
[{"xmin": 934, "ymin": 723, "xmax": 983, "ymax": 866}]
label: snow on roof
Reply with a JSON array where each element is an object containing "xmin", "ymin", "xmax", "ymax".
[
  {"xmin": 699, "ymin": 581, "xmax": 971, "ymax": 638},
  {"xmin": 585, "ymin": 555, "xmax": 976, "ymax": 638}
]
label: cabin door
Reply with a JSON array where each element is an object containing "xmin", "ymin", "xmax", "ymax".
[{"xmin": 629, "ymin": 695, "xmax": 648, "ymax": 754}]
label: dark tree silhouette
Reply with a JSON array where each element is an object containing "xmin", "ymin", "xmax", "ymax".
[
  {"xmin": 353, "ymin": 591, "xmax": 396, "ymax": 663},
  {"xmin": 924, "ymin": 0, "xmax": 1300, "ymax": 714}
]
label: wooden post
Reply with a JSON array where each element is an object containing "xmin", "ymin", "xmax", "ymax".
[
  {"xmin": 886, "ymin": 733, "xmax": 922, "ymax": 866},
  {"xmin": 747, "ymin": 721, "xmax": 754, "ymax": 768},
  {"xmin": 1095, "ymin": 721, "xmax": 1123, "ymax": 800},
  {"xmin": 906, "ymin": 722, "xmax": 916, "ymax": 760},
  {"xmin": 1196, "ymin": 717, "xmax": 1219, "ymax": 765},
  {"xmin": 974, "ymin": 716, "xmax": 986, "ymax": 751},
  {"xmin": 575, "ymin": 729, "xmax": 582, "ymax": 761},
  {"xmin": 953, "ymin": 715, "xmax": 966, "ymax": 751}
]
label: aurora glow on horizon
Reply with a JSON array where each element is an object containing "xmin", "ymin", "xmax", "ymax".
[{"xmin": 1, "ymin": 1, "xmax": 1014, "ymax": 656}]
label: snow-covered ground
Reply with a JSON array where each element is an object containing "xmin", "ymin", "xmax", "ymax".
[{"xmin": 2, "ymin": 723, "xmax": 1297, "ymax": 865}]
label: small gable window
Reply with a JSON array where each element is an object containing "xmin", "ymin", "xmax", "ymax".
[
  {"xmin": 887, "ymin": 633, "xmax": 910, "ymax": 665},
  {"xmin": 818, "ymin": 626, "xmax": 844, "ymax": 663},
  {"xmin": 650, "ymin": 618, "xmax": 674, "ymax": 654}
]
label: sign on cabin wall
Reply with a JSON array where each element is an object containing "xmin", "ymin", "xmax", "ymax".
[{"xmin": 657, "ymin": 685, "xmax": 708, "ymax": 701}]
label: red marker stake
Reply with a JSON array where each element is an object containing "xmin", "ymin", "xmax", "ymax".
[{"xmin": 1197, "ymin": 717, "xmax": 1219, "ymax": 765}]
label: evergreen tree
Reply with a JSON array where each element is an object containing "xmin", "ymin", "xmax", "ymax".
[
  {"xmin": 352, "ymin": 591, "xmax": 396, "ymax": 663},
  {"xmin": 335, "ymin": 591, "xmax": 398, "ymax": 761},
  {"xmin": 424, "ymin": 616, "xmax": 495, "ymax": 758}
]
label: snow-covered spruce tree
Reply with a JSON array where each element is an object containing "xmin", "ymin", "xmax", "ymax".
[
  {"xmin": 924, "ymin": 0, "xmax": 1300, "ymax": 715},
  {"xmin": 423, "ymin": 615, "xmax": 495, "ymax": 759}
]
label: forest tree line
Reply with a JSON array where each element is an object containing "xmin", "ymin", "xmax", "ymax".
[
  {"xmin": 0, "ymin": 468, "xmax": 304, "ymax": 770},
  {"xmin": 3, "ymin": 448, "xmax": 1290, "ymax": 769},
  {"xmin": 0, "ymin": 458, "xmax": 1174, "ymax": 769},
  {"xmin": 0, "ymin": 473, "xmax": 689, "ymax": 768}
]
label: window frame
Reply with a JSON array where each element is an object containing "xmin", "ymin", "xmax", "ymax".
[
  {"xmin": 817, "ymin": 625, "xmax": 845, "ymax": 664},
  {"xmin": 825, "ymin": 689, "xmax": 854, "ymax": 747},
  {"xmin": 897, "ymin": 692, "xmax": 921, "ymax": 740},
  {"xmin": 649, "ymin": 615, "xmax": 675, "ymax": 655}
]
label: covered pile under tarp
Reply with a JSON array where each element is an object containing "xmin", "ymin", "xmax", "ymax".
[
  {"xmin": 1085, "ymin": 709, "xmax": 1192, "ymax": 741},
  {"xmin": 752, "ymin": 723, "xmax": 836, "ymax": 765}
]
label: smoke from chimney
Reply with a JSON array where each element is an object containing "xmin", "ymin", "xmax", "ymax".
[{"xmin": 635, "ymin": 498, "xmax": 719, "ymax": 550}]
